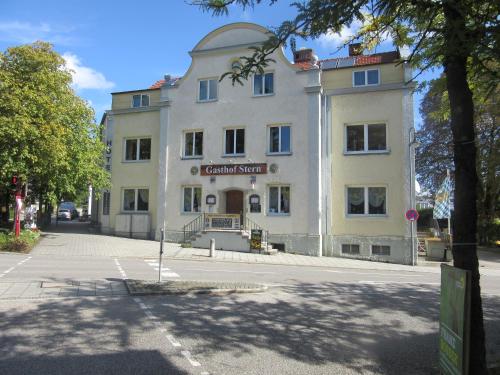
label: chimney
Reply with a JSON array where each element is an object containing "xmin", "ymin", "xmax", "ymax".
[
  {"xmin": 348, "ymin": 43, "xmax": 363, "ymax": 56},
  {"xmin": 293, "ymin": 48, "xmax": 314, "ymax": 64}
]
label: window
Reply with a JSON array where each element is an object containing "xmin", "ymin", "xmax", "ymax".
[
  {"xmin": 372, "ymin": 245, "xmax": 391, "ymax": 256},
  {"xmin": 254, "ymin": 72, "xmax": 274, "ymax": 95},
  {"xmin": 268, "ymin": 185, "xmax": 290, "ymax": 214},
  {"xmin": 342, "ymin": 244, "xmax": 360, "ymax": 254},
  {"xmin": 346, "ymin": 123, "xmax": 386, "ymax": 153},
  {"xmin": 132, "ymin": 94, "xmax": 150, "ymax": 108},
  {"xmin": 269, "ymin": 125, "xmax": 291, "ymax": 154},
  {"xmin": 184, "ymin": 131, "xmax": 203, "ymax": 157},
  {"xmin": 353, "ymin": 69, "xmax": 379, "ymax": 87},
  {"xmin": 347, "ymin": 186, "xmax": 386, "ymax": 215},
  {"xmin": 198, "ymin": 79, "xmax": 218, "ymax": 101},
  {"xmin": 183, "ymin": 186, "xmax": 202, "ymax": 213},
  {"xmin": 102, "ymin": 192, "xmax": 110, "ymax": 215},
  {"xmin": 224, "ymin": 128, "xmax": 245, "ymax": 155},
  {"xmin": 123, "ymin": 188, "xmax": 149, "ymax": 212},
  {"xmin": 124, "ymin": 138, "xmax": 151, "ymax": 161}
]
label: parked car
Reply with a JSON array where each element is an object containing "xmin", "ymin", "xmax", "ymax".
[
  {"xmin": 57, "ymin": 209, "xmax": 71, "ymax": 220},
  {"xmin": 59, "ymin": 202, "xmax": 78, "ymax": 220}
]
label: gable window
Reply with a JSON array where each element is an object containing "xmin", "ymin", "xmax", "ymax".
[
  {"xmin": 254, "ymin": 72, "xmax": 274, "ymax": 96},
  {"xmin": 124, "ymin": 138, "xmax": 151, "ymax": 161},
  {"xmin": 183, "ymin": 186, "xmax": 201, "ymax": 213},
  {"xmin": 353, "ymin": 69, "xmax": 379, "ymax": 87},
  {"xmin": 347, "ymin": 186, "xmax": 386, "ymax": 216},
  {"xmin": 224, "ymin": 128, "xmax": 245, "ymax": 155},
  {"xmin": 268, "ymin": 185, "xmax": 290, "ymax": 215},
  {"xmin": 372, "ymin": 245, "xmax": 391, "ymax": 256},
  {"xmin": 184, "ymin": 131, "xmax": 203, "ymax": 158},
  {"xmin": 346, "ymin": 123, "xmax": 386, "ymax": 153},
  {"xmin": 123, "ymin": 188, "xmax": 149, "ymax": 212},
  {"xmin": 198, "ymin": 79, "xmax": 218, "ymax": 101},
  {"xmin": 342, "ymin": 244, "xmax": 360, "ymax": 254},
  {"xmin": 132, "ymin": 94, "xmax": 150, "ymax": 108},
  {"xmin": 269, "ymin": 125, "xmax": 291, "ymax": 154}
]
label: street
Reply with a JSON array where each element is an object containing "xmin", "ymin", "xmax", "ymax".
[{"xmin": 0, "ymin": 223, "xmax": 499, "ymax": 374}]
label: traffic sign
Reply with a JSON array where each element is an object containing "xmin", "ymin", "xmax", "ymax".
[{"xmin": 405, "ymin": 209, "xmax": 419, "ymax": 221}]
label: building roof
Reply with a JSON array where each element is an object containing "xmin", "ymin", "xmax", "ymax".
[
  {"xmin": 319, "ymin": 50, "xmax": 400, "ymax": 71},
  {"xmin": 149, "ymin": 76, "xmax": 182, "ymax": 89}
]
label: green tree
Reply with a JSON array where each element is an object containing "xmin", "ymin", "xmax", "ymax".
[
  {"xmin": 194, "ymin": 0, "xmax": 499, "ymax": 372},
  {"xmin": 0, "ymin": 42, "xmax": 109, "ymax": 220},
  {"xmin": 417, "ymin": 76, "xmax": 499, "ymax": 244}
]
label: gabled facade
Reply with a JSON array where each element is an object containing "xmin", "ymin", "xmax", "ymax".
[{"xmin": 99, "ymin": 22, "xmax": 416, "ymax": 264}]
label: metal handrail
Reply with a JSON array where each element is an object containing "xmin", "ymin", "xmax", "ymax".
[{"xmin": 183, "ymin": 213, "xmax": 205, "ymax": 243}]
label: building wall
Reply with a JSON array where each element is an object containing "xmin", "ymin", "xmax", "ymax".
[
  {"xmin": 322, "ymin": 65, "xmax": 413, "ymax": 264},
  {"xmin": 112, "ymin": 89, "xmax": 161, "ymax": 110},
  {"xmin": 106, "ymin": 109, "xmax": 160, "ymax": 238},
  {"xmin": 158, "ymin": 23, "xmax": 322, "ymax": 255}
]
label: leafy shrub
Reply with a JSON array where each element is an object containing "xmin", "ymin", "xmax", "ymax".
[{"xmin": 0, "ymin": 230, "xmax": 40, "ymax": 253}]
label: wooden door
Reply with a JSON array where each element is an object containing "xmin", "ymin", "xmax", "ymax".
[{"xmin": 226, "ymin": 190, "xmax": 243, "ymax": 214}]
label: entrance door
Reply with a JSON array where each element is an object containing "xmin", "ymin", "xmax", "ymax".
[{"xmin": 226, "ymin": 190, "xmax": 244, "ymax": 216}]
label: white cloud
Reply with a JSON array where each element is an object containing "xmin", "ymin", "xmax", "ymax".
[
  {"xmin": 63, "ymin": 53, "xmax": 114, "ymax": 90},
  {"xmin": 318, "ymin": 19, "xmax": 393, "ymax": 49},
  {"xmin": 0, "ymin": 21, "xmax": 75, "ymax": 45}
]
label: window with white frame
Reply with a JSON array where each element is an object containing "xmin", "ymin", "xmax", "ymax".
[
  {"xmin": 224, "ymin": 128, "xmax": 245, "ymax": 155},
  {"xmin": 183, "ymin": 186, "xmax": 202, "ymax": 213},
  {"xmin": 347, "ymin": 186, "xmax": 386, "ymax": 215},
  {"xmin": 123, "ymin": 188, "xmax": 149, "ymax": 211},
  {"xmin": 124, "ymin": 138, "xmax": 151, "ymax": 161},
  {"xmin": 184, "ymin": 131, "xmax": 203, "ymax": 157},
  {"xmin": 102, "ymin": 192, "xmax": 110, "ymax": 215},
  {"xmin": 269, "ymin": 125, "xmax": 291, "ymax": 154},
  {"xmin": 268, "ymin": 185, "xmax": 290, "ymax": 214},
  {"xmin": 253, "ymin": 72, "xmax": 274, "ymax": 95},
  {"xmin": 342, "ymin": 244, "xmax": 360, "ymax": 254},
  {"xmin": 132, "ymin": 94, "xmax": 150, "ymax": 108},
  {"xmin": 353, "ymin": 69, "xmax": 379, "ymax": 87},
  {"xmin": 346, "ymin": 123, "xmax": 387, "ymax": 152},
  {"xmin": 372, "ymin": 245, "xmax": 391, "ymax": 256},
  {"xmin": 198, "ymin": 79, "xmax": 218, "ymax": 101}
]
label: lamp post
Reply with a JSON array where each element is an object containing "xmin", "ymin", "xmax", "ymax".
[{"xmin": 409, "ymin": 128, "xmax": 420, "ymax": 265}]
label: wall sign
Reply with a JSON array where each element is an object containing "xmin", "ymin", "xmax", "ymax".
[
  {"xmin": 206, "ymin": 194, "xmax": 216, "ymax": 205},
  {"xmin": 201, "ymin": 163, "xmax": 267, "ymax": 176},
  {"xmin": 249, "ymin": 194, "xmax": 261, "ymax": 213}
]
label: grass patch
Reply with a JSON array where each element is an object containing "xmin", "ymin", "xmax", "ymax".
[
  {"xmin": 0, "ymin": 229, "xmax": 41, "ymax": 253},
  {"xmin": 180, "ymin": 242, "xmax": 192, "ymax": 248}
]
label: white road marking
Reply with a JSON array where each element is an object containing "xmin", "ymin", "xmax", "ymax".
[
  {"xmin": 144, "ymin": 260, "xmax": 180, "ymax": 278},
  {"xmin": 181, "ymin": 351, "xmax": 201, "ymax": 367},
  {"xmin": 0, "ymin": 256, "xmax": 31, "ymax": 278},
  {"xmin": 113, "ymin": 259, "xmax": 127, "ymax": 279},
  {"xmin": 324, "ymin": 270, "xmax": 426, "ymax": 277},
  {"xmin": 166, "ymin": 335, "xmax": 182, "ymax": 347},
  {"xmin": 183, "ymin": 268, "xmax": 276, "ymax": 274},
  {"xmin": 161, "ymin": 272, "xmax": 180, "ymax": 278}
]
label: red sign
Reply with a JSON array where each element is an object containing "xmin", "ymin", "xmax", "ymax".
[
  {"xmin": 405, "ymin": 209, "xmax": 419, "ymax": 221},
  {"xmin": 200, "ymin": 163, "xmax": 267, "ymax": 176}
]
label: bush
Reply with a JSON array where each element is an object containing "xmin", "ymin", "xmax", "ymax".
[{"xmin": 0, "ymin": 229, "xmax": 41, "ymax": 253}]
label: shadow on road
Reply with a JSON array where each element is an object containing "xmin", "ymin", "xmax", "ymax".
[{"xmin": 0, "ymin": 282, "xmax": 498, "ymax": 374}]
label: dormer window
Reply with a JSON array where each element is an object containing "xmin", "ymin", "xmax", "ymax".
[
  {"xmin": 132, "ymin": 94, "xmax": 150, "ymax": 108},
  {"xmin": 353, "ymin": 69, "xmax": 379, "ymax": 87}
]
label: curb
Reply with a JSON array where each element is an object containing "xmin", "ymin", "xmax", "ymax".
[{"xmin": 125, "ymin": 279, "xmax": 268, "ymax": 296}]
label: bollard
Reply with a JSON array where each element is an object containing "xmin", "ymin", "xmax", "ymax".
[
  {"xmin": 210, "ymin": 238, "xmax": 215, "ymax": 257},
  {"xmin": 158, "ymin": 228, "xmax": 164, "ymax": 283}
]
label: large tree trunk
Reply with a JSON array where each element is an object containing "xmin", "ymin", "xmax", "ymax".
[{"xmin": 443, "ymin": 1, "xmax": 487, "ymax": 373}]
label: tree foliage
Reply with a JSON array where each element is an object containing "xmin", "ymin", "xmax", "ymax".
[
  {"xmin": 417, "ymin": 76, "xmax": 499, "ymax": 243},
  {"xmin": 194, "ymin": 0, "xmax": 499, "ymax": 373},
  {"xmin": 0, "ymin": 42, "xmax": 109, "ymax": 207}
]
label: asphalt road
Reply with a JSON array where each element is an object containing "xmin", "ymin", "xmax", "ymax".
[{"xmin": 0, "ymin": 226, "xmax": 499, "ymax": 374}]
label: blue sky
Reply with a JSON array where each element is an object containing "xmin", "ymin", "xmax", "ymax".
[{"xmin": 0, "ymin": 0, "xmax": 439, "ymax": 125}]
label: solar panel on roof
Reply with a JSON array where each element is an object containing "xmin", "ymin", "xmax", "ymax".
[
  {"xmin": 336, "ymin": 57, "xmax": 355, "ymax": 68},
  {"xmin": 321, "ymin": 60, "xmax": 338, "ymax": 70}
]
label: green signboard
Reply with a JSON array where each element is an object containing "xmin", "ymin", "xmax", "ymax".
[{"xmin": 439, "ymin": 264, "xmax": 471, "ymax": 375}]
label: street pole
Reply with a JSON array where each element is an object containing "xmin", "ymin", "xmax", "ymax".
[
  {"xmin": 409, "ymin": 128, "xmax": 419, "ymax": 266},
  {"xmin": 158, "ymin": 227, "xmax": 164, "ymax": 283},
  {"xmin": 447, "ymin": 169, "xmax": 452, "ymax": 259}
]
